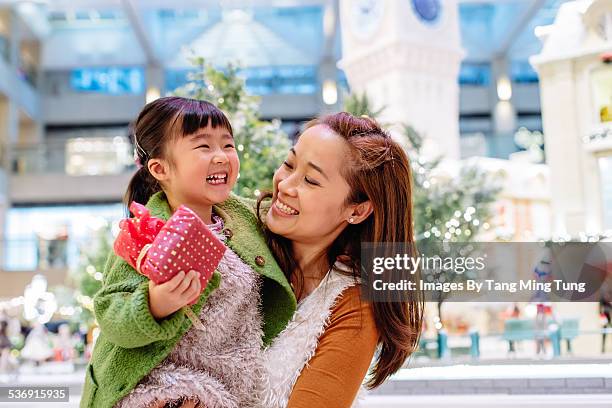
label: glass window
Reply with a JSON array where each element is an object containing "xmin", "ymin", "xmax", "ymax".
[
  {"xmin": 4, "ymin": 204, "xmax": 124, "ymax": 271},
  {"xmin": 591, "ymin": 65, "xmax": 612, "ymax": 123},
  {"xmin": 511, "ymin": 60, "xmax": 539, "ymax": 84},
  {"xmin": 70, "ymin": 67, "xmax": 145, "ymax": 95},
  {"xmin": 0, "ymin": 35, "xmax": 8, "ymax": 62},
  {"xmin": 459, "ymin": 63, "xmax": 491, "ymax": 86},
  {"xmin": 598, "ymin": 156, "xmax": 612, "ymax": 229},
  {"xmin": 165, "ymin": 65, "xmax": 318, "ymax": 95},
  {"xmin": 65, "ymin": 136, "xmax": 133, "ymax": 176}
]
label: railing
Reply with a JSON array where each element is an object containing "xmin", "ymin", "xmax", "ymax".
[
  {"xmin": 415, "ymin": 324, "xmax": 612, "ymax": 363},
  {"xmin": 2, "ymin": 237, "xmax": 95, "ymax": 272},
  {"xmin": 10, "ymin": 136, "xmax": 135, "ymax": 175},
  {"xmin": 0, "ymin": 35, "xmax": 8, "ymax": 63},
  {"xmin": 17, "ymin": 63, "xmax": 36, "ymax": 88}
]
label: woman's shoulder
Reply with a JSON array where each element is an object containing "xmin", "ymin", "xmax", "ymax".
[
  {"xmin": 327, "ymin": 269, "xmax": 376, "ymax": 335},
  {"xmin": 318, "ymin": 282, "xmax": 379, "ymax": 352},
  {"xmin": 331, "ymin": 285, "xmax": 374, "ymax": 320}
]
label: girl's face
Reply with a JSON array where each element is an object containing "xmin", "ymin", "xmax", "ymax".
[
  {"xmin": 154, "ymin": 124, "xmax": 239, "ymax": 208},
  {"xmin": 266, "ymin": 125, "xmax": 357, "ymax": 245}
]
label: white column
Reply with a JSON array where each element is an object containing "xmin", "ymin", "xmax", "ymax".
[
  {"xmin": 339, "ymin": 0, "xmax": 463, "ymax": 159},
  {"xmin": 0, "ymin": 98, "xmax": 17, "ymax": 267},
  {"xmin": 319, "ymin": 57, "xmax": 340, "ymax": 114},
  {"xmin": 537, "ymin": 62, "xmax": 585, "ymax": 235},
  {"xmin": 318, "ymin": 1, "xmax": 340, "ymax": 114},
  {"xmin": 490, "ymin": 58, "xmax": 517, "ymax": 157},
  {"xmin": 8, "ymin": 9, "xmax": 19, "ymax": 69},
  {"xmin": 145, "ymin": 64, "xmax": 164, "ymax": 102}
]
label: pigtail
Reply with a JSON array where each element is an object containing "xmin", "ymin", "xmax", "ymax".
[{"xmin": 124, "ymin": 166, "xmax": 160, "ymax": 213}]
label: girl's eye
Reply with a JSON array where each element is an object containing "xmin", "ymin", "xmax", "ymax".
[
  {"xmin": 196, "ymin": 144, "xmax": 210, "ymax": 149},
  {"xmin": 224, "ymin": 144, "xmax": 235, "ymax": 149},
  {"xmin": 305, "ymin": 176, "xmax": 320, "ymax": 186},
  {"xmin": 283, "ymin": 161, "xmax": 294, "ymax": 170}
]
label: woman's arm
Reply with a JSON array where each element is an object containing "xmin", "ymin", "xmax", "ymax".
[{"xmin": 287, "ymin": 286, "xmax": 379, "ymax": 408}]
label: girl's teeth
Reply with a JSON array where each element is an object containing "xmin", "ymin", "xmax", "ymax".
[
  {"xmin": 206, "ymin": 173, "xmax": 227, "ymax": 184},
  {"xmin": 206, "ymin": 174, "xmax": 227, "ymax": 184}
]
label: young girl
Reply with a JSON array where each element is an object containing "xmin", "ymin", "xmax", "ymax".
[{"xmin": 80, "ymin": 97, "xmax": 296, "ymax": 408}]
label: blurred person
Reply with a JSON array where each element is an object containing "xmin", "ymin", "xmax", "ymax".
[
  {"xmin": 532, "ymin": 251, "xmax": 553, "ymax": 357},
  {"xmin": 81, "ymin": 97, "xmax": 295, "ymax": 408},
  {"xmin": 257, "ymin": 113, "xmax": 424, "ymax": 407},
  {"xmin": 20, "ymin": 322, "xmax": 54, "ymax": 365},
  {"xmin": 600, "ymin": 279, "xmax": 612, "ymax": 353},
  {"xmin": 0, "ymin": 321, "xmax": 12, "ymax": 373},
  {"xmin": 52, "ymin": 323, "xmax": 75, "ymax": 362}
]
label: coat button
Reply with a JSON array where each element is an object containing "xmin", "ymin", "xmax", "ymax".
[
  {"xmin": 222, "ymin": 228, "xmax": 233, "ymax": 239},
  {"xmin": 255, "ymin": 256, "xmax": 265, "ymax": 267}
]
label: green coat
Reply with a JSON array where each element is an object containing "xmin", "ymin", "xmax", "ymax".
[{"xmin": 80, "ymin": 192, "xmax": 296, "ymax": 408}]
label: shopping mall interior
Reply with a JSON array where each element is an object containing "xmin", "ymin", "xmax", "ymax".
[{"xmin": 0, "ymin": 0, "xmax": 611, "ymax": 406}]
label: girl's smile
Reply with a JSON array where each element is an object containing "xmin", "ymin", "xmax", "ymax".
[{"xmin": 206, "ymin": 172, "xmax": 229, "ymax": 185}]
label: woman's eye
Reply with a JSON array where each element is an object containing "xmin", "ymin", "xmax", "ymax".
[
  {"xmin": 305, "ymin": 176, "xmax": 320, "ymax": 186},
  {"xmin": 283, "ymin": 161, "xmax": 294, "ymax": 170}
]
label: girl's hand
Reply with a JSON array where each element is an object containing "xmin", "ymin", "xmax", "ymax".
[{"xmin": 148, "ymin": 270, "xmax": 202, "ymax": 320}]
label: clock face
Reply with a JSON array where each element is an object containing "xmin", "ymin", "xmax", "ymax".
[
  {"xmin": 350, "ymin": 0, "xmax": 385, "ymax": 40},
  {"xmin": 411, "ymin": 0, "xmax": 442, "ymax": 24}
]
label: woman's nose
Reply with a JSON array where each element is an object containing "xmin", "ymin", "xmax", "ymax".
[{"xmin": 277, "ymin": 173, "xmax": 298, "ymax": 197}]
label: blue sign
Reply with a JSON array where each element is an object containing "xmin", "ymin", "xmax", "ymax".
[
  {"xmin": 411, "ymin": 0, "xmax": 441, "ymax": 23},
  {"xmin": 71, "ymin": 67, "xmax": 144, "ymax": 95}
]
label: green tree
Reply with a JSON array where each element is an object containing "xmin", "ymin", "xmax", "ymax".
[
  {"xmin": 173, "ymin": 58, "xmax": 292, "ymax": 198},
  {"xmin": 56, "ymin": 225, "xmax": 111, "ymax": 328},
  {"xmin": 343, "ymin": 92, "xmax": 386, "ymax": 121}
]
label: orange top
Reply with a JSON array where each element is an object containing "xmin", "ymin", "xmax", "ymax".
[{"xmin": 286, "ymin": 285, "xmax": 380, "ymax": 408}]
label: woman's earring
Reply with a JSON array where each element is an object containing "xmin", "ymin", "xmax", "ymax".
[{"xmin": 348, "ymin": 217, "xmax": 354, "ymax": 224}]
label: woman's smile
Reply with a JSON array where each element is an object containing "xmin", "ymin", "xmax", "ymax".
[{"xmin": 272, "ymin": 198, "xmax": 300, "ymax": 217}]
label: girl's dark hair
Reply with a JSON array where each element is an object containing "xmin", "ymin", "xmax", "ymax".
[
  {"xmin": 125, "ymin": 96, "xmax": 233, "ymax": 207},
  {"xmin": 257, "ymin": 112, "xmax": 423, "ymax": 389}
]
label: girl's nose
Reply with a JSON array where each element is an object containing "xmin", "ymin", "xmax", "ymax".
[{"xmin": 213, "ymin": 152, "xmax": 228, "ymax": 164}]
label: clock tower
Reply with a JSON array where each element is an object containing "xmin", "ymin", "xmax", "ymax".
[{"xmin": 339, "ymin": 0, "xmax": 464, "ymax": 159}]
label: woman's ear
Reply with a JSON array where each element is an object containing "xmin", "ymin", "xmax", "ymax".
[
  {"xmin": 347, "ymin": 200, "xmax": 373, "ymax": 225},
  {"xmin": 147, "ymin": 158, "xmax": 170, "ymax": 183}
]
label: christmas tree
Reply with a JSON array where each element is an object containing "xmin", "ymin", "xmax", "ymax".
[{"xmin": 173, "ymin": 58, "xmax": 292, "ymax": 198}]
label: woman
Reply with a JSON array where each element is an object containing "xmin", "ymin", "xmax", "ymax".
[{"xmin": 258, "ymin": 112, "xmax": 424, "ymax": 407}]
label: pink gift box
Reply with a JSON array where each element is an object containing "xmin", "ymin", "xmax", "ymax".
[{"xmin": 114, "ymin": 202, "xmax": 226, "ymax": 293}]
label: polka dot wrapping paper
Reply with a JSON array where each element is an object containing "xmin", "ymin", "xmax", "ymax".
[{"xmin": 114, "ymin": 201, "xmax": 226, "ymax": 293}]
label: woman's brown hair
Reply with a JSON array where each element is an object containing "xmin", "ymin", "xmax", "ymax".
[
  {"xmin": 257, "ymin": 112, "xmax": 424, "ymax": 388},
  {"xmin": 125, "ymin": 96, "xmax": 233, "ymax": 208}
]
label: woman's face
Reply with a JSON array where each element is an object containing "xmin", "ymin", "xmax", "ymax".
[{"xmin": 266, "ymin": 124, "xmax": 356, "ymax": 244}]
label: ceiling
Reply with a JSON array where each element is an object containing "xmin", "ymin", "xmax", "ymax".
[{"xmin": 4, "ymin": 0, "xmax": 572, "ymax": 68}]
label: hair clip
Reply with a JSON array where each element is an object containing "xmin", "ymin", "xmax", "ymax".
[
  {"xmin": 134, "ymin": 149, "xmax": 143, "ymax": 169},
  {"xmin": 133, "ymin": 132, "xmax": 147, "ymax": 169}
]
